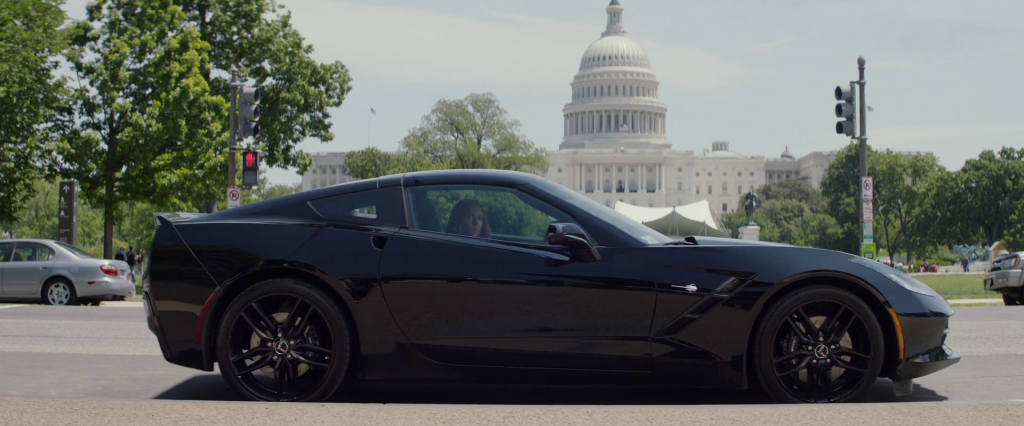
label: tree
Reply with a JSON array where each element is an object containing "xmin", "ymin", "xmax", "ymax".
[
  {"xmin": 820, "ymin": 143, "xmax": 882, "ymax": 255},
  {"xmin": 719, "ymin": 179, "xmax": 838, "ymax": 249},
  {"xmin": 176, "ymin": 0, "xmax": 353, "ymax": 176},
  {"xmin": 257, "ymin": 182, "xmax": 301, "ymax": 201},
  {"xmin": 342, "ymin": 93, "xmax": 547, "ymax": 180},
  {"xmin": 871, "ymin": 151, "xmax": 942, "ymax": 264},
  {"xmin": 342, "ymin": 147, "xmax": 419, "ymax": 181},
  {"xmin": 0, "ymin": 0, "xmax": 69, "ymax": 224},
  {"xmin": 399, "ymin": 93, "xmax": 547, "ymax": 173},
  {"xmin": 61, "ymin": 0, "xmax": 226, "ymax": 258},
  {"xmin": 926, "ymin": 147, "xmax": 1024, "ymax": 249}
]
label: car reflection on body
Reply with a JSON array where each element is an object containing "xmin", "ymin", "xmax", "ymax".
[
  {"xmin": 143, "ymin": 169, "xmax": 960, "ymax": 404},
  {"xmin": 0, "ymin": 239, "xmax": 135, "ymax": 306}
]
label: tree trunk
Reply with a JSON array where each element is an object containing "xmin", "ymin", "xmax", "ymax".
[
  {"xmin": 906, "ymin": 242, "xmax": 914, "ymax": 267},
  {"xmin": 104, "ymin": 147, "xmax": 116, "ymax": 259}
]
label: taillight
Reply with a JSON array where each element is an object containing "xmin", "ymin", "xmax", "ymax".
[{"xmin": 100, "ymin": 265, "xmax": 118, "ymax": 277}]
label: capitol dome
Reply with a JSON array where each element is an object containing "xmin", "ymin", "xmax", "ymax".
[
  {"xmin": 560, "ymin": 0, "xmax": 669, "ymax": 150},
  {"xmin": 579, "ymin": 35, "xmax": 652, "ymax": 71}
]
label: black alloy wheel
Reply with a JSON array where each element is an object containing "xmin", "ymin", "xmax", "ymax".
[
  {"xmin": 753, "ymin": 286, "xmax": 884, "ymax": 403},
  {"xmin": 216, "ymin": 279, "xmax": 351, "ymax": 402}
]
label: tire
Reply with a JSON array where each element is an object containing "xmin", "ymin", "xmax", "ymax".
[
  {"xmin": 216, "ymin": 279, "xmax": 352, "ymax": 402},
  {"xmin": 752, "ymin": 286, "xmax": 885, "ymax": 403},
  {"xmin": 42, "ymin": 279, "xmax": 79, "ymax": 306},
  {"xmin": 1003, "ymin": 295, "xmax": 1023, "ymax": 306}
]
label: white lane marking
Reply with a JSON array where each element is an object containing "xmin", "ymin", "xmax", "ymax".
[{"xmin": 0, "ymin": 305, "xmax": 24, "ymax": 310}]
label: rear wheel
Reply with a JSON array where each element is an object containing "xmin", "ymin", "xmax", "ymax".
[
  {"xmin": 42, "ymin": 279, "xmax": 78, "ymax": 306},
  {"xmin": 752, "ymin": 286, "xmax": 884, "ymax": 403},
  {"xmin": 216, "ymin": 279, "xmax": 352, "ymax": 402}
]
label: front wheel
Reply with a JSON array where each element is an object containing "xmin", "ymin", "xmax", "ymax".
[
  {"xmin": 1003, "ymin": 294, "xmax": 1023, "ymax": 306},
  {"xmin": 752, "ymin": 286, "xmax": 885, "ymax": 403},
  {"xmin": 216, "ymin": 279, "xmax": 352, "ymax": 402}
]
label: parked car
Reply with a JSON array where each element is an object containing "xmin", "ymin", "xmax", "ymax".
[
  {"xmin": 984, "ymin": 251, "xmax": 1024, "ymax": 305},
  {"xmin": 144, "ymin": 169, "xmax": 959, "ymax": 404},
  {"xmin": 0, "ymin": 239, "xmax": 135, "ymax": 306}
]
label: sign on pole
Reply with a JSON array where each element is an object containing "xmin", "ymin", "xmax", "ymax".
[
  {"xmin": 862, "ymin": 199, "xmax": 873, "ymax": 222},
  {"xmin": 57, "ymin": 181, "xmax": 78, "ymax": 246},
  {"xmin": 861, "ymin": 243, "xmax": 877, "ymax": 260},
  {"xmin": 861, "ymin": 177, "xmax": 873, "ymax": 200},
  {"xmin": 227, "ymin": 187, "xmax": 241, "ymax": 209}
]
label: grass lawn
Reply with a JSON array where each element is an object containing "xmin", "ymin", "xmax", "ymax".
[{"xmin": 913, "ymin": 274, "xmax": 993, "ymax": 300}]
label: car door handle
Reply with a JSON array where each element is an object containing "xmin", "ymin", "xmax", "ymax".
[
  {"xmin": 672, "ymin": 284, "xmax": 698, "ymax": 293},
  {"xmin": 370, "ymin": 235, "xmax": 388, "ymax": 250},
  {"xmin": 40, "ymin": 266, "xmax": 49, "ymax": 270}
]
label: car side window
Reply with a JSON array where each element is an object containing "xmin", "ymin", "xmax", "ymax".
[
  {"xmin": 10, "ymin": 243, "xmax": 55, "ymax": 262},
  {"xmin": 0, "ymin": 242, "xmax": 13, "ymax": 262},
  {"xmin": 405, "ymin": 185, "xmax": 583, "ymax": 245},
  {"xmin": 309, "ymin": 187, "xmax": 405, "ymax": 227}
]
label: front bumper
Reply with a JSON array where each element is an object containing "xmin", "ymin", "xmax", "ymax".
[
  {"xmin": 984, "ymin": 270, "xmax": 1023, "ymax": 292},
  {"xmin": 76, "ymin": 277, "xmax": 136, "ymax": 298},
  {"xmin": 891, "ymin": 344, "xmax": 960, "ymax": 381}
]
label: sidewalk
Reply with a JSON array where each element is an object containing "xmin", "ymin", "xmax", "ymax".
[
  {"xmin": 947, "ymin": 298, "xmax": 1003, "ymax": 305},
  {"xmin": 99, "ymin": 301, "xmax": 144, "ymax": 308}
]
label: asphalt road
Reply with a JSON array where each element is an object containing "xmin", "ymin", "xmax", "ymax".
[{"xmin": 1, "ymin": 304, "xmax": 1022, "ymax": 404}]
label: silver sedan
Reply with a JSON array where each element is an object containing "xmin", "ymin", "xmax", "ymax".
[{"xmin": 0, "ymin": 239, "xmax": 136, "ymax": 306}]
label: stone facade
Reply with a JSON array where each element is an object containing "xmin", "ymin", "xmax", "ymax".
[{"xmin": 300, "ymin": 152, "xmax": 357, "ymax": 192}]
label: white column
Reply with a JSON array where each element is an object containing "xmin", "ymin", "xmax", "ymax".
[
  {"xmin": 641, "ymin": 162, "xmax": 645, "ymax": 191},
  {"xmin": 598, "ymin": 164, "xmax": 602, "ymax": 191},
  {"xmin": 613, "ymin": 165, "xmax": 617, "ymax": 193}
]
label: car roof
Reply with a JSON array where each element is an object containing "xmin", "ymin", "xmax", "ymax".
[
  {"xmin": 185, "ymin": 169, "xmax": 547, "ymax": 223},
  {"xmin": 0, "ymin": 238, "xmax": 57, "ymax": 244}
]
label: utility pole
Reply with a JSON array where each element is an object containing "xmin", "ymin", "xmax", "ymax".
[{"xmin": 835, "ymin": 56, "xmax": 873, "ymax": 259}]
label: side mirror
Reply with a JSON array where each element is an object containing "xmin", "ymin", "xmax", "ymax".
[{"xmin": 547, "ymin": 223, "xmax": 600, "ymax": 263}]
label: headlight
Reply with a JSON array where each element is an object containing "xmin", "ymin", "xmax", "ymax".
[
  {"xmin": 1002, "ymin": 257, "xmax": 1020, "ymax": 269},
  {"xmin": 887, "ymin": 273, "xmax": 936, "ymax": 297}
]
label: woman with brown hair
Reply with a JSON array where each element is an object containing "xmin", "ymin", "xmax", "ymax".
[{"xmin": 446, "ymin": 199, "xmax": 492, "ymax": 238}]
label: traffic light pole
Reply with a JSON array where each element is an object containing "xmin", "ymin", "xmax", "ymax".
[
  {"xmin": 856, "ymin": 57, "xmax": 868, "ymax": 247},
  {"xmin": 228, "ymin": 68, "xmax": 239, "ymax": 191}
]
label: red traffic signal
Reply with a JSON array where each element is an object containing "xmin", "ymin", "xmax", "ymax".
[{"xmin": 244, "ymin": 151, "xmax": 258, "ymax": 169}]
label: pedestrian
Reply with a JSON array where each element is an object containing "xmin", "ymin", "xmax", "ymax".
[
  {"xmin": 115, "ymin": 246, "xmax": 126, "ymax": 262},
  {"xmin": 126, "ymin": 245, "xmax": 137, "ymax": 282},
  {"xmin": 960, "ymin": 254, "xmax": 969, "ymax": 272}
]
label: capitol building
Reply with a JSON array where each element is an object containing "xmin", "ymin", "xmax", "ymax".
[{"xmin": 302, "ymin": 0, "xmax": 837, "ymax": 220}]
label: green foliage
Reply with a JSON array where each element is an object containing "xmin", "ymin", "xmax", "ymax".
[
  {"xmin": 926, "ymin": 147, "xmax": 1024, "ymax": 249},
  {"xmin": 720, "ymin": 180, "xmax": 838, "ymax": 249},
  {"xmin": 344, "ymin": 93, "xmax": 547, "ymax": 180},
  {"xmin": 820, "ymin": 142, "xmax": 882, "ymax": 255},
  {"xmin": 871, "ymin": 150, "xmax": 943, "ymax": 263},
  {"xmin": 177, "ymin": 0, "xmax": 352, "ymax": 174},
  {"xmin": 257, "ymin": 182, "xmax": 301, "ymax": 202},
  {"xmin": 0, "ymin": 0, "xmax": 69, "ymax": 223},
  {"xmin": 61, "ymin": 0, "xmax": 226, "ymax": 257}
]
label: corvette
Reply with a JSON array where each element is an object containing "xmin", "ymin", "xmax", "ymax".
[{"xmin": 142, "ymin": 169, "xmax": 959, "ymax": 403}]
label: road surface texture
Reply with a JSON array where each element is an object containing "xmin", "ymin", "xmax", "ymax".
[{"xmin": 1, "ymin": 304, "xmax": 1022, "ymax": 425}]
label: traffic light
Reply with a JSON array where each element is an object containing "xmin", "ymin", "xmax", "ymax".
[
  {"xmin": 242, "ymin": 150, "xmax": 259, "ymax": 188},
  {"xmin": 239, "ymin": 86, "xmax": 260, "ymax": 139},
  {"xmin": 834, "ymin": 84, "xmax": 856, "ymax": 136}
]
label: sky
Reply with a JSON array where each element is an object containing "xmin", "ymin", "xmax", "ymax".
[{"xmin": 60, "ymin": 0, "xmax": 1024, "ymax": 186}]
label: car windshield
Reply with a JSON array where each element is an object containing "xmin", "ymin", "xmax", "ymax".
[
  {"xmin": 55, "ymin": 242, "xmax": 96, "ymax": 259},
  {"xmin": 528, "ymin": 180, "xmax": 672, "ymax": 246}
]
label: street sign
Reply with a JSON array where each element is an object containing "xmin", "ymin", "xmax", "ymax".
[
  {"xmin": 861, "ymin": 177, "xmax": 873, "ymax": 200},
  {"xmin": 57, "ymin": 181, "xmax": 78, "ymax": 246},
  {"xmin": 227, "ymin": 187, "xmax": 241, "ymax": 209},
  {"xmin": 861, "ymin": 243, "xmax": 877, "ymax": 259},
  {"xmin": 862, "ymin": 199, "xmax": 873, "ymax": 222},
  {"xmin": 863, "ymin": 222, "xmax": 873, "ymax": 243}
]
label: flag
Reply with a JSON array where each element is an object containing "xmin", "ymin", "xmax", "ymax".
[
  {"xmin": 867, "ymin": 106, "xmax": 874, "ymax": 112},
  {"xmin": 619, "ymin": 123, "xmax": 628, "ymax": 132},
  {"xmin": 370, "ymin": 107, "xmax": 376, "ymax": 115}
]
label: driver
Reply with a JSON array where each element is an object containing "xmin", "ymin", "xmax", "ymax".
[{"xmin": 446, "ymin": 199, "xmax": 492, "ymax": 238}]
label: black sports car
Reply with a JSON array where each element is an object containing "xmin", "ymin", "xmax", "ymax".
[{"xmin": 143, "ymin": 169, "xmax": 959, "ymax": 403}]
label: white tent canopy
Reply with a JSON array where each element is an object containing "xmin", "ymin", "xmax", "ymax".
[{"xmin": 613, "ymin": 200, "xmax": 731, "ymax": 238}]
